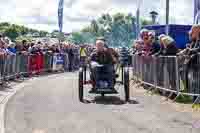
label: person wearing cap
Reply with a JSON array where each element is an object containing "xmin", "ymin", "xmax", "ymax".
[{"xmin": 7, "ymin": 42, "xmax": 16, "ymax": 54}]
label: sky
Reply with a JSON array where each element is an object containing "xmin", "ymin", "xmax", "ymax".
[{"xmin": 0, "ymin": 0, "xmax": 194, "ymax": 33}]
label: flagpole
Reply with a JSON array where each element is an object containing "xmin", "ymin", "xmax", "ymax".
[
  {"xmin": 194, "ymin": 0, "xmax": 200, "ymax": 24},
  {"xmin": 136, "ymin": 0, "xmax": 142, "ymax": 39},
  {"xmin": 166, "ymin": 0, "xmax": 169, "ymax": 35},
  {"xmin": 58, "ymin": 0, "xmax": 64, "ymax": 50}
]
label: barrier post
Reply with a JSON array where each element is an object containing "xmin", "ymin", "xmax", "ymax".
[
  {"xmin": 172, "ymin": 57, "xmax": 184, "ymax": 101},
  {"xmin": 153, "ymin": 56, "xmax": 158, "ymax": 92}
]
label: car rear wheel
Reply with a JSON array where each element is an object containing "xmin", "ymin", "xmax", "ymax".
[
  {"xmin": 79, "ymin": 68, "xmax": 84, "ymax": 102},
  {"xmin": 124, "ymin": 67, "xmax": 130, "ymax": 102}
]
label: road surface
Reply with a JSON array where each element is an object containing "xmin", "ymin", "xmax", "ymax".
[{"xmin": 4, "ymin": 72, "xmax": 199, "ymax": 133}]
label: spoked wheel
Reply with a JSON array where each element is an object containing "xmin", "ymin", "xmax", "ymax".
[
  {"xmin": 124, "ymin": 67, "xmax": 130, "ymax": 102},
  {"xmin": 79, "ymin": 68, "xmax": 84, "ymax": 102}
]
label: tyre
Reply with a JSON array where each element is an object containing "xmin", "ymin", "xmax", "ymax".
[
  {"xmin": 79, "ymin": 68, "xmax": 84, "ymax": 102},
  {"xmin": 124, "ymin": 67, "xmax": 130, "ymax": 102}
]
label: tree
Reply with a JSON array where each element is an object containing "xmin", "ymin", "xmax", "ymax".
[
  {"xmin": 81, "ymin": 26, "xmax": 92, "ymax": 33},
  {"xmin": 68, "ymin": 13, "xmax": 152, "ymax": 47},
  {"xmin": 141, "ymin": 19, "xmax": 153, "ymax": 26},
  {"xmin": 0, "ymin": 22, "xmax": 10, "ymax": 27},
  {"xmin": 0, "ymin": 22, "xmax": 49, "ymax": 41},
  {"xmin": 68, "ymin": 32, "xmax": 85, "ymax": 44},
  {"xmin": 91, "ymin": 20, "xmax": 99, "ymax": 34},
  {"xmin": 39, "ymin": 31, "xmax": 48, "ymax": 37}
]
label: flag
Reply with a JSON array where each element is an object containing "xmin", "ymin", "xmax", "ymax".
[
  {"xmin": 136, "ymin": 9, "xmax": 140, "ymax": 39},
  {"xmin": 136, "ymin": 0, "xmax": 142, "ymax": 39},
  {"xmin": 194, "ymin": 0, "xmax": 200, "ymax": 23},
  {"xmin": 58, "ymin": 0, "xmax": 64, "ymax": 32}
]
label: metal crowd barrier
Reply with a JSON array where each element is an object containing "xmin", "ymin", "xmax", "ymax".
[
  {"xmin": 0, "ymin": 52, "xmax": 70, "ymax": 87},
  {"xmin": 132, "ymin": 54, "xmax": 200, "ymax": 103}
]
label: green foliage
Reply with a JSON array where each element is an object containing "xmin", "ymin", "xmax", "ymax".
[
  {"xmin": 15, "ymin": 36, "xmax": 33, "ymax": 42},
  {"xmin": 68, "ymin": 13, "xmax": 151, "ymax": 47},
  {"xmin": 4, "ymin": 25, "xmax": 21, "ymax": 41},
  {"xmin": 0, "ymin": 22, "xmax": 49, "ymax": 41},
  {"xmin": 141, "ymin": 19, "xmax": 153, "ymax": 26},
  {"xmin": 175, "ymin": 95, "xmax": 193, "ymax": 104},
  {"xmin": 39, "ymin": 31, "xmax": 48, "ymax": 37},
  {"xmin": 67, "ymin": 32, "xmax": 96, "ymax": 44}
]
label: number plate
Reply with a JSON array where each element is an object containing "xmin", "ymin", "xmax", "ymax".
[{"xmin": 97, "ymin": 89, "xmax": 111, "ymax": 92}]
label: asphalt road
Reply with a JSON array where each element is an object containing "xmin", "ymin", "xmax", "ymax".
[{"xmin": 4, "ymin": 72, "xmax": 200, "ymax": 133}]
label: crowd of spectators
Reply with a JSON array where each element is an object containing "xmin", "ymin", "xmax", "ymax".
[
  {"xmin": 132, "ymin": 25, "xmax": 200, "ymax": 58},
  {"xmin": 0, "ymin": 32, "xmax": 101, "ymax": 73},
  {"xmin": 131, "ymin": 25, "xmax": 200, "ymax": 100},
  {"xmin": 132, "ymin": 29, "xmax": 178, "ymax": 57},
  {"xmin": 0, "ymin": 35, "xmax": 85, "ymax": 72}
]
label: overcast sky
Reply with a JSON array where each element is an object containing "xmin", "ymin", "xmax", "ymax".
[{"xmin": 0, "ymin": 0, "xmax": 194, "ymax": 32}]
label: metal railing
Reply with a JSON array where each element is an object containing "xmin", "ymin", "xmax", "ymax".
[
  {"xmin": 0, "ymin": 52, "xmax": 71, "ymax": 87},
  {"xmin": 132, "ymin": 55, "xmax": 200, "ymax": 104}
]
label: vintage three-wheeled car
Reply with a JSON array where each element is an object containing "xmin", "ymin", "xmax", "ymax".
[{"xmin": 78, "ymin": 47, "xmax": 130, "ymax": 102}]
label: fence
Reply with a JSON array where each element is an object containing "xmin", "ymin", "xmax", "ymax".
[
  {"xmin": 0, "ymin": 52, "xmax": 73, "ymax": 86},
  {"xmin": 132, "ymin": 54, "xmax": 200, "ymax": 104}
]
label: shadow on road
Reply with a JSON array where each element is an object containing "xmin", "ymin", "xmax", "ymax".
[{"xmin": 82, "ymin": 96, "xmax": 139, "ymax": 105}]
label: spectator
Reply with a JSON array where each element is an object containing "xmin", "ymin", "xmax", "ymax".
[
  {"xmin": 140, "ymin": 29, "xmax": 149, "ymax": 42},
  {"xmin": 68, "ymin": 44, "xmax": 75, "ymax": 72},
  {"xmin": 178, "ymin": 25, "xmax": 200, "ymax": 56},
  {"xmin": 153, "ymin": 34, "xmax": 167, "ymax": 56},
  {"xmin": 0, "ymin": 37, "xmax": 6, "ymax": 77},
  {"xmin": 134, "ymin": 40, "xmax": 144, "ymax": 55},
  {"xmin": 80, "ymin": 45, "xmax": 87, "ymax": 67},
  {"xmin": 22, "ymin": 40, "xmax": 28, "ymax": 51},
  {"xmin": 147, "ymin": 31, "xmax": 160, "ymax": 55},
  {"xmin": 162, "ymin": 35, "xmax": 178, "ymax": 56},
  {"xmin": 178, "ymin": 25, "xmax": 200, "ymax": 101},
  {"xmin": 7, "ymin": 43, "xmax": 17, "ymax": 54},
  {"xmin": 153, "ymin": 34, "xmax": 178, "ymax": 92},
  {"xmin": 50, "ymin": 44, "xmax": 60, "ymax": 53},
  {"xmin": 0, "ymin": 38, "xmax": 6, "ymax": 56}
]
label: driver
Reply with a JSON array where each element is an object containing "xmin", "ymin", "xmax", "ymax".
[
  {"xmin": 90, "ymin": 39, "xmax": 115, "ymax": 91},
  {"xmin": 90, "ymin": 39, "xmax": 115, "ymax": 65}
]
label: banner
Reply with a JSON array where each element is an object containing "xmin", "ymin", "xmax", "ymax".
[
  {"xmin": 136, "ymin": 0, "xmax": 142, "ymax": 39},
  {"xmin": 194, "ymin": 0, "xmax": 200, "ymax": 24},
  {"xmin": 58, "ymin": 0, "xmax": 64, "ymax": 32}
]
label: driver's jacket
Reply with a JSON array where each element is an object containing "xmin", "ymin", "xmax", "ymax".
[{"xmin": 90, "ymin": 50, "xmax": 114, "ymax": 65}]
